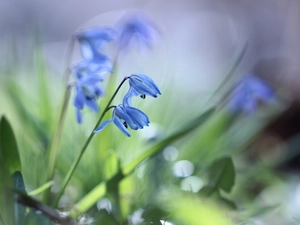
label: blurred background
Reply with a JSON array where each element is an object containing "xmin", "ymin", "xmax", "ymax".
[{"xmin": 1, "ymin": 0, "xmax": 300, "ymax": 225}]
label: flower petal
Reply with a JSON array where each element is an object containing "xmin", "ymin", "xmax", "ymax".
[
  {"xmin": 115, "ymin": 105, "xmax": 139, "ymax": 130},
  {"xmin": 129, "ymin": 74, "xmax": 161, "ymax": 97},
  {"xmin": 84, "ymin": 98, "xmax": 99, "ymax": 112},
  {"xmin": 77, "ymin": 27, "xmax": 116, "ymax": 60},
  {"xmin": 73, "ymin": 87, "xmax": 85, "ymax": 110},
  {"xmin": 132, "ymin": 74, "xmax": 161, "ymax": 95},
  {"xmin": 76, "ymin": 109, "xmax": 82, "ymax": 124},
  {"xmin": 116, "ymin": 11, "xmax": 159, "ymax": 51},
  {"xmin": 94, "ymin": 120, "xmax": 113, "ymax": 133},
  {"xmin": 112, "ymin": 112, "xmax": 131, "ymax": 137},
  {"xmin": 125, "ymin": 106, "xmax": 150, "ymax": 128},
  {"xmin": 229, "ymin": 74, "xmax": 274, "ymax": 114}
]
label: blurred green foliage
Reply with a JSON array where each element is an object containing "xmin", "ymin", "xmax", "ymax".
[{"xmin": 0, "ymin": 41, "xmax": 286, "ymax": 225}]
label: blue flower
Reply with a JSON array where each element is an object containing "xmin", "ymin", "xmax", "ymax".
[
  {"xmin": 94, "ymin": 104, "xmax": 150, "ymax": 137},
  {"xmin": 73, "ymin": 68, "xmax": 105, "ymax": 123},
  {"xmin": 116, "ymin": 11, "xmax": 159, "ymax": 51},
  {"xmin": 76, "ymin": 27, "xmax": 116, "ymax": 60},
  {"xmin": 128, "ymin": 74, "xmax": 161, "ymax": 98},
  {"xmin": 229, "ymin": 75, "xmax": 274, "ymax": 114},
  {"xmin": 73, "ymin": 59, "xmax": 111, "ymax": 79}
]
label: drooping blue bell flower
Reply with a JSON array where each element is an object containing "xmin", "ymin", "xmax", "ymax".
[
  {"xmin": 229, "ymin": 74, "xmax": 274, "ymax": 114},
  {"xmin": 128, "ymin": 74, "xmax": 161, "ymax": 98},
  {"xmin": 76, "ymin": 27, "xmax": 116, "ymax": 60},
  {"xmin": 94, "ymin": 104, "xmax": 150, "ymax": 137},
  {"xmin": 73, "ymin": 67, "xmax": 105, "ymax": 123},
  {"xmin": 116, "ymin": 11, "xmax": 160, "ymax": 51}
]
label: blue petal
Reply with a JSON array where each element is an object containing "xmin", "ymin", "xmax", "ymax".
[
  {"xmin": 229, "ymin": 74, "xmax": 274, "ymax": 114},
  {"xmin": 129, "ymin": 74, "xmax": 161, "ymax": 97},
  {"xmin": 133, "ymin": 74, "xmax": 161, "ymax": 95},
  {"xmin": 125, "ymin": 106, "xmax": 149, "ymax": 128},
  {"xmin": 74, "ymin": 87, "xmax": 85, "ymax": 110},
  {"xmin": 112, "ymin": 112, "xmax": 131, "ymax": 137},
  {"xmin": 77, "ymin": 27, "xmax": 116, "ymax": 60},
  {"xmin": 77, "ymin": 27, "xmax": 116, "ymax": 47},
  {"xmin": 76, "ymin": 109, "xmax": 82, "ymax": 124},
  {"xmin": 79, "ymin": 40, "xmax": 94, "ymax": 60},
  {"xmin": 81, "ymin": 75, "xmax": 104, "ymax": 85},
  {"xmin": 116, "ymin": 12, "xmax": 159, "ymax": 51},
  {"xmin": 114, "ymin": 105, "xmax": 138, "ymax": 130},
  {"xmin": 94, "ymin": 120, "xmax": 113, "ymax": 133},
  {"xmin": 84, "ymin": 98, "xmax": 99, "ymax": 112}
]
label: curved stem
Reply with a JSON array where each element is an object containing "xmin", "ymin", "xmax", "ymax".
[{"xmin": 54, "ymin": 77, "xmax": 129, "ymax": 208}]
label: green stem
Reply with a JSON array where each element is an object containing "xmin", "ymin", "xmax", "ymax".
[
  {"xmin": 43, "ymin": 83, "xmax": 72, "ymax": 203},
  {"xmin": 43, "ymin": 37, "xmax": 75, "ymax": 203},
  {"xmin": 54, "ymin": 77, "xmax": 129, "ymax": 208}
]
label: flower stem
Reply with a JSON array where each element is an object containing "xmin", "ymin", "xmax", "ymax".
[
  {"xmin": 43, "ymin": 75, "xmax": 72, "ymax": 204},
  {"xmin": 43, "ymin": 37, "xmax": 75, "ymax": 204},
  {"xmin": 54, "ymin": 77, "xmax": 129, "ymax": 208}
]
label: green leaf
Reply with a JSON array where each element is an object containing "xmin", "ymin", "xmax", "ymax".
[
  {"xmin": 208, "ymin": 156, "xmax": 235, "ymax": 193},
  {"xmin": 198, "ymin": 185, "xmax": 216, "ymax": 197},
  {"xmin": 12, "ymin": 172, "xmax": 26, "ymax": 225},
  {"xmin": 0, "ymin": 116, "xmax": 21, "ymax": 175},
  {"xmin": 209, "ymin": 41, "xmax": 248, "ymax": 101},
  {"xmin": 243, "ymin": 204, "xmax": 280, "ymax": 218},
  {"xmin": 33, "ymin": 49, "xmax": 55, "ymax": 131},
  {"xmin": 160, "ymin": 188, "xmax": 233, "ymax": 225},
  {"xmin": 142, "ymin": 205, "xmax": 169, "ymax": 224},
  {"xmin": 28, "ymin": 180, "xmax": 54, "ymax": 196},
  {"xmin": 0, "ymin": 156, "xmax": 13, "ymax": 225},
  {"xmin": 219, "ymin": 196, "xmax": 237, "ymax": 210}
]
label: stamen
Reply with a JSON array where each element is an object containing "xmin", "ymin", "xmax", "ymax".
[{"xmin": 140, "ymin": 94, "xmax": 146, "ymax": 99}]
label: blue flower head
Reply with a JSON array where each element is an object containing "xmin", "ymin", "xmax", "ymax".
[
  {"xmin": 94, "ymin": 104, "xmax": 150, "ymax": 137},
  {"xmin": 76, "ymin": 27, "xmax": 116, "ymax": 60},
  {"xmin": 94, "ymin": 73, "xmax": 160, "ymax": 136},
  {"xmin": 116, "ymin": 11, "xmax": 160, "ymax": 51},
  {"xmin": 128, "ymin": 74, "xmax": 161, "ymax": 98},
  {"xmin": 73, "ymin": 66, "xmax": 105, "ymax": 123},
  {"xmin": 229, "ymin": 74, "xmax": 274, "ymax": 114}
]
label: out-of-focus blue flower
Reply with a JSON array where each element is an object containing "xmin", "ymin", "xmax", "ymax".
[
  {"xmin": 94, "ymin": 104, "xmax": 150, "ymax": 137},
  {"xmin": 73, "ymin": 57, "xmax": 112, "ymax": 79},
  {"xmin": 73, "ymin": 68, "xmax": 105, "ymax": 123},
  {"xmin": 128, "ymin": 74, "xmax": 161, "ymax": 98},
  {"xmin": 116, "ymin": 11, "xmax": 159, "ymax": 51},
  {"xmin": 229, "ymin": 75, "xmax": 274, "ymax": 114},
  {"xmin": 76, "ymin": 27, "xmax": 116, "ymax": 60}
]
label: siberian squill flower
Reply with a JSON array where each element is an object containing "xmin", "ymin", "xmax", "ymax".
[
  {"xmin": 76, "ymin": 27, "xmax": 116, "ymax": 61},
  {"xmin": 73, "ymin": 65, "xmax": 105, "ymax": 123},
  {"xmin": 128, "ymin": 74, "xmax": 161, "ymax": 98},
  {"xmin": 94, "ymin": 104, "xmax": 150, "ymax": 137},
  {"xmin": 94, "ymin": 74, "xmax": 160, "ymax": 136},
  {"xmin": 116, "ymin": 11, "xmax": 160, "ymax": 51},
  {"xmin": 229, "ymin": 74, "xmax": 274, "ymax": 114}
]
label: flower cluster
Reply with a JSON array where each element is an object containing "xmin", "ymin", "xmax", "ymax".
[
  {"xmin": 71, "ymin": 11, "xmax": 159, "ymax": 123},
  {"xmin": 229, "ymin": 74, "xmax": 274, "ymax": 114},
  {"xmin": 72, "ymin": 27, "xmax": 115, "ymax": 123},
  {"xmin": 94, "ymin": 74, "xmax": 161, "ymax": 137}
]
